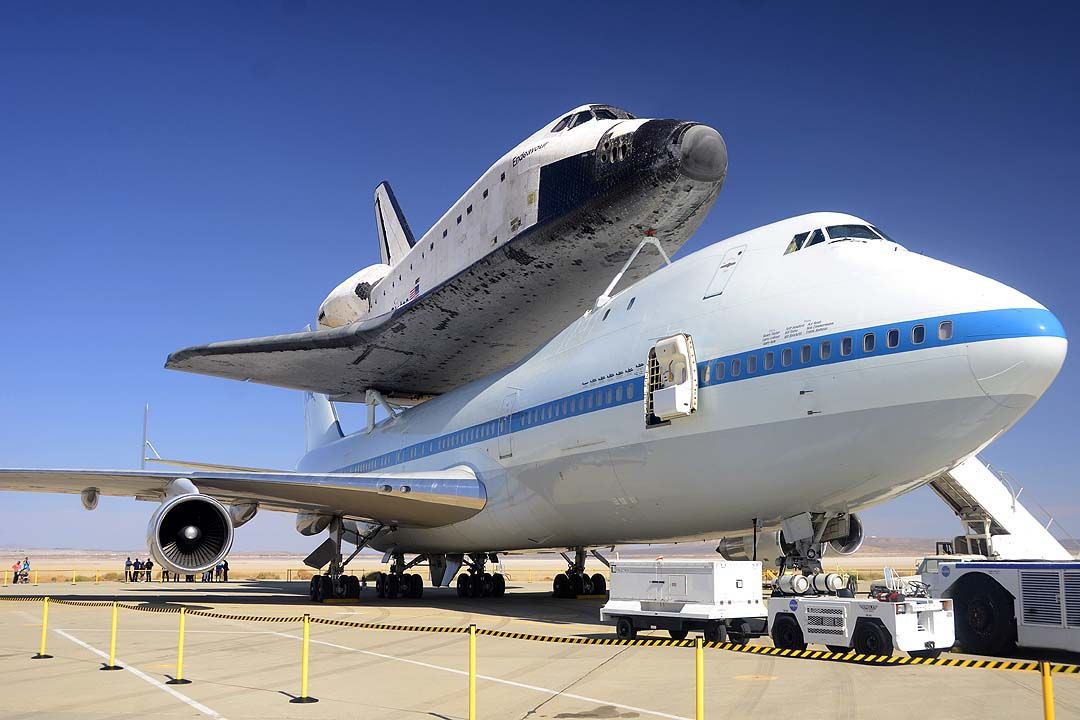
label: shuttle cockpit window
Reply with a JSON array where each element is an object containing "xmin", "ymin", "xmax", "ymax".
[
  {"xmin": 567, "ymin": 111, "xmax": 595, "ymax": 130},
  {"xmin": 551, "ymin": 115, "xmax": 573, "ymax": 133},
  {"xmin": 593, "ymin": 108, "xmax": 619, "ymax": 120},
  {"xmin": 826, "ymin": 224, "xmax": 883, "ymax": 241},
  {"xmin": 591, "ymin": 105, "xmax": 636, "ymax": 120}
]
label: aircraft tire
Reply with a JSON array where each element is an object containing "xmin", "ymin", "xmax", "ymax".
[
  {"xmin": 318, "ymin": 575, "xmax": 334, "ymax": 602},
  {"xmin": 456, "ymin": 573, "xmax": 469, "ymax": 598},
  {"xmin": 492, "ymin": 573, "xmax": 506, "ymax": 597},
  {"xmin": 581, "ymin": 573, "xmax": 595, "ymax": 595},
  {"xmin": 345, "ymin": 575, "xmax": 361, "ymax": 599},
  {"xmin": 308, "ymin": 575, "xmax": 320, "ymax": 601},
  {"xmin": 386, "ymin": 573, "xmax": 400, "ymax": 599},
  {"xmin": 590, "ymin": 573, "xmax": 607, "ymax": 595},
  {"xmin": 409, "ymin": 573, "xmax": 424, "ymax": 598},
  {"xmin": 553, "ymin": 573, "xmax": 570, "ymax": 598},
  {"xmin": 569, "ymin": 572, "xmax": 585, "ymax": 597},
  {"xmin": 375, "ymin": 572, "xmax": 387, "ymax": 598},
  {"xmin": 469, "ymin": 573, "xmax": 485, "ymax": 598}
]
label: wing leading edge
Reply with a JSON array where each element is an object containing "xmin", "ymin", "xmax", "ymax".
[{"xmin": 0, "ymin": 466, "xmax": 485, "ymax": 529}]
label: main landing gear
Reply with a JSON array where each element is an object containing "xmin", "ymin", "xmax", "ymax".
[
  {"xmin": 307, "ymin": 518, "xmax": 379, "ymax": 602},
  {"xmin": 373, "ymin": 552, "xmax": 427, "ymax": 599},
  {"xmin": 552, "ymin": 547, "xmax": 607, "ymax": 599},
  {"xmin": 455, "ymin": 553, "xmax": 507, "ymax": 599}
]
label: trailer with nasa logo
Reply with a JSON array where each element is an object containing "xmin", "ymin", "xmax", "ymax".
[{"xmin": 767, "ymin": 588, "xmax": 955, "ymax": 657}]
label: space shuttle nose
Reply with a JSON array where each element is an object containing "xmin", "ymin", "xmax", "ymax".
[{"xmin": 676, "ymin": 124, "xmax": 727, "ymax": 183}]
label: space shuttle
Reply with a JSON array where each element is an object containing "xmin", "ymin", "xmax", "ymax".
[{"xmin": 167, "ymin": 104, "xmax": 728, "ymax": 404}]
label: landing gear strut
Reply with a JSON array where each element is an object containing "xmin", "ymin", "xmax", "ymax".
[
  {"xmin": 552, "ymin": 547, "xmax": 607, "ymax": 599},
  {"xmin": 455, "ymin": 553, "xmax": 507, "ymax": 599},
  {"xmin": 308, "ymin": 518, "xmax": 375, "ymax": 602}
]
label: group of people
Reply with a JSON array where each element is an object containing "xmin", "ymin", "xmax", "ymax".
[
  {"xmin": 202, "ymin": 560, "xmax": 229, "ymax": 583},
  {"xmin": 123, "ymin": 557, "xmax": 229, "ymax": 582},
  {"xmin": 9, "ymin": 557, "xmax": 30, "ymax": 583},
  {"xmin": 123, "ymin": 557, "xmax": 155, "ymax": 582}
]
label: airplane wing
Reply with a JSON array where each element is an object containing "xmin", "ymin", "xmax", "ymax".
[{"xmin": 0, "ymin": 466, "xmax": 485, "ymax": 529}]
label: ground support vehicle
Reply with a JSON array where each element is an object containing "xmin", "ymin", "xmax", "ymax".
[
  {"xmin": 921, "ymin": 558, "xmax": 1080, "ymax": 656},
  {"xmin": 600, "ymin": 560, "xmax": 767, "ymax": 642},
  {"xmin": 768, "ymin": 592, "xmax": 955, "ymax": 657}
]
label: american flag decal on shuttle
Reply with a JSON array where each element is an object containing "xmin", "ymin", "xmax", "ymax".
[{"xmin": 407, "ymin": 279, "xmax": 420, "ymax": 303}]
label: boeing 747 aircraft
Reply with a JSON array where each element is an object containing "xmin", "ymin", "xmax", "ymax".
[{"xmin": 0, "ymin": 212, "xmax": 1066, "ymax": 606}]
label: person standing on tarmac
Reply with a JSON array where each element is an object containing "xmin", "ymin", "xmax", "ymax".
[
  {"xmin": 144, "ymin": 558, "xmax": 153, "ymax": 581},
  {"xmin": 132, "ymin": 558, "xmax": 142, "ymax": 582},
  {"xmin": 222, "ymin": 559, "xmax": 229, "ymax": 582},
  {"xmin": 124, "ymin": 557, "xmax": 132, "ymax": 582}
]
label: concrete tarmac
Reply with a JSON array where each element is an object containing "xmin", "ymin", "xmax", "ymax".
[{"xmin": 2, "ymin": 579, "xmax": 1077, "ymax": 719}]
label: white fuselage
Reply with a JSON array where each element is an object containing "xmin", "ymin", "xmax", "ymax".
[{"xmin": 299, "ymin": 212, "xmax": 1067, "ymax": 554}]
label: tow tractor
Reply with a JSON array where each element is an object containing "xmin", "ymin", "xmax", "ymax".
[{"xmin": 767, "ymin": 569, "xmax": 955, "ymax": 657}]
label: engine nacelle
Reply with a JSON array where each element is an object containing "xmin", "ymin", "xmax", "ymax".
[
  {"xmin": 296, "ymin": 511, "xmax": 331, "ymax": 536},
  {"xmin": 317, "ymin": 263, "xmax": 392, "ymax": 329},
  {"xmin": 828, "ymin": 513, "xmax": 864, "ymax": 555},
  {"xmin": 717, "ymin": 530, "xmax": 786, "ymax": 565},
  {"xmin": 147, "ymin": 493, "xmax": 234, "ymax": 575}
]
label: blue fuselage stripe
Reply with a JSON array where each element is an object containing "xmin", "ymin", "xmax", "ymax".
[{"xmin": 337, "ymin": 307, "xmax": 1063, "ymax": 474}]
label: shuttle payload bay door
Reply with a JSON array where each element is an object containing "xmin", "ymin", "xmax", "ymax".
[{"xmin": 498, "ymin": 390, "xmax": 519, "ymax": 459}]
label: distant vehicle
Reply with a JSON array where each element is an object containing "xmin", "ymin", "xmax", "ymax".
[{"xmin": 600, "ymin": 560, "xmax": 766, "ymax": 642}]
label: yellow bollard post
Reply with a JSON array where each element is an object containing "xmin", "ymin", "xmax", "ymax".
[
  {"xmin": 2, "ymin": 570, "xmax": 7, "ymax": 587},
  {"xmin": 95, "ymin": 570, "xmax": 100, "ymax": 585},
  {"xmin": 166, "ymin": 607, "xmax": 192, "ymax": 685},
  {"xmin": 71, "ymin": 568, "xmax": 76, "ymax": 585},
  {"xmin": 696, "ymin": 635, "xmax": 704, "ymax": 720},
  {"xmin": 290, "ymin": 614, "xmax": 317, "ymax": 703},
  {"xmin": 101, "ymin": 601, "xmax": 122, "ymax": 670},
  {"xmin": 31, "ymin": 597, "xmax": 53, "ymax": 659},
  {"xmin": 1042, "ymin": 661, "xmax": 1056, "ymax": 720},
  {"xmin": 33, "ymin": 570, "xmax": 38, "ymax": 586},
  {"xmin": 469, "ymin": 623, "xmax": 477, "ymax": 720}
]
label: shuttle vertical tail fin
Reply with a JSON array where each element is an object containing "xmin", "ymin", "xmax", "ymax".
[
  {"xmin": 304, "ymin": 391, "xmax": 344, "ymax": 452},
  {"xmin": 374, "ymin": 181, "xmax": 415, "ymax": 267}
]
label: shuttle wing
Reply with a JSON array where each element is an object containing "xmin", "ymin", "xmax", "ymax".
[
  {"xmin": 0, "ymin": 466, "xmax": 485, "ymax": 528},
  {"xmin": 166, "ymin": 234, "xmax": 665, "ymax": 401}
]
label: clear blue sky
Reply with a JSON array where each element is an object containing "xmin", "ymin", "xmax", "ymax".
[{"xmin": 1, "ymin": 2, "xmax": 1077, "ymax": 552}]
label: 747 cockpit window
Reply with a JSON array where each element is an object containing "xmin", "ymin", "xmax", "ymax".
[
  {"xmin": 785, "ymin": 231, "xmax": 810, "ymax": 255},
  {"xmin": 826, "ymin": 224, "xmax": 883, "ymax": 241}
]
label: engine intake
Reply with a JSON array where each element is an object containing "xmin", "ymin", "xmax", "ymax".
[{"xmin": 148, "ymin": 493, "xmax": 234, "ymax": 574}]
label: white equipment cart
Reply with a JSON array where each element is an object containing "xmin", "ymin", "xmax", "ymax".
[{"xmin": 600, "ymin": 560, "xmax": 767, "ymax": 641}]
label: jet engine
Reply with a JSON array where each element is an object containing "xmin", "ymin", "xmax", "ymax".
[
  {"xmin": 147, "ymin": 492, "xmax": 234, "ymax": 575},
  {"xmin": 317, "ymin": 263, "xmax": 392, "ymax": 329},
  {"xmin": 827, "ymin": 513, "xmax": 864, "ymax": 555},
  {"xmin": 716, "ymin": 530, "xmax": 786, "ymax": 565}
]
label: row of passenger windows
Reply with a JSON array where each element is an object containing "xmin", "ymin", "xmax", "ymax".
[
  {"xmin": 355, "ymin": 381, "xmax": 640, "ymax": 470},
  {"xmin": 520, "ymin": 382, "xmax": 635, "ymax": 427},
  {"xmin": 702, "ymin": 320, "xmax": 954, "ymax": 382}
]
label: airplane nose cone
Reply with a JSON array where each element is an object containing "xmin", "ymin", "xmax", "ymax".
[
  {"xmin": 967, "ymin": 309, "xmax": 1067, "ymax": 409},
  {"xmin": 676, "ymin": 124, "xmax": 728, "ymax": 182}
]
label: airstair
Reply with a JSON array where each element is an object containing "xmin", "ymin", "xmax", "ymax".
[{"xmin": 929, "ymin": 456, "xmax": 1074, "ymax": 560}]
